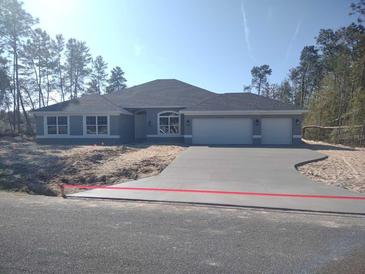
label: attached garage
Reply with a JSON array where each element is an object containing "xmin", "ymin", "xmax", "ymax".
[
  {"xmin": 192, "ymin": 118, "xmax": 253, "ymax": 145},
  {"xmin": 261, "ymin": 118, "xmax": 292, "ymax": 145}
]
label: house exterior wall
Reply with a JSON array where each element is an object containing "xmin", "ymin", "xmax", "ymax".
[
  {"xmin": 35, "ymin": 113, "xmax": 133, "ymax": 145},
  {"xmin": 139, "ymin": 108, "xmax": 184, "ymax": 135},
  {"xmin": 291, "ymin": 114, "xmax": 303, "ymax": 145},
  {"xmin": 184, "ymin": 114, "xmax": 303, "ymax": 145},
  {"xmin": 69, "ymin": 116, "xmax": 83, "ymax": 135},
  {"xmin": 34, "ymin": 111, "xmax": 303, "ymax": 146},
  {"xmin": 36, "ymin": 138, "xmax": 121, "ymax": 145},
  {"xmin": 129, "ymin": 107, "xmax": 185, "ymax": 142},
  {"xmin": 35, "ymin": 116, "xmax": 44, "ymax": 136},
  {"xmin": 109, "ymin": 115, "xmax": 120, "ymax": 135}
]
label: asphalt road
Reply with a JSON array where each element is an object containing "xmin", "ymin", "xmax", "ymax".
[{"xmin": 1, "ymin": 192, "xmax": 365, "ymax": 274}]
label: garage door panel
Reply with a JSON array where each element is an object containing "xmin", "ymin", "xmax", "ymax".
[
  {"xmin": 192, "ymin": 118, "xmax": 253, "ymax": 145},
  {"xmin": 261, "ymin": 118, "xmax": 292, "ymax": 145}
]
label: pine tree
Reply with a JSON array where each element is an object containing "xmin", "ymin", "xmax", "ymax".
[
  {"xmin": 106, "ymin": 66, "xmax": 127, "ymax": 93},
  {"xmin": 53, "ymin": 34, "xmax": 66, "ymax": 101},
  {"xmin": 0, "ymin": 0, "xmax": 36, "ymax": 132},
  {"xmin": 250, "ymin": 65, "xmax": 272, "ymax": 95},
  {"xmin": 88, "ymin": 55, "xmax": 108, "ymax": 94},
  {"xmin": 64, "ymin": 38, "xmax": 91, "ymax": 98}
]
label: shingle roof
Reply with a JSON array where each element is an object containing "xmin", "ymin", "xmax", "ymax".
[
  {"xmin": 103, "ymin": 79, "xmax": 216, "ymax": 108},
  {"xmin": 186, "ymin": 93, "xmax": 301, "ymax": 111},
  {"xmin": 33, "ymin": 80, "xmax": 302, "ymax": 113},
  {"xmin": 33, "ymin": 94, "xmax": 132, "ymax": 114}
]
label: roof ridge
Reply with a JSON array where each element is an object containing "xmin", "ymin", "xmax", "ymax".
[{"xmin": 123, "ymin": 79, "xmax": 172, "ymax": 90}]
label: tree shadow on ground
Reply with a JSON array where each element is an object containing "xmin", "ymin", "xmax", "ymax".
[
  {"xmin": 0, "ymin": 139, "xmax": 76, "ymax": 195},
  {"xmin": 301, "ymin": 142, "xmax": 357, "ymax": 151}
]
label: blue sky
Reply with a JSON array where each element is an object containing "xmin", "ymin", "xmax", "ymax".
[{"xmin": 23, "ymin": 0, "xmax": 356, "ymax": 93}]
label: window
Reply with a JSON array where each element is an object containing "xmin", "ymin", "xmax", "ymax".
[
  {"xmin": 158, "ymin": 112, "xmax": 180, "ymax": 135},
  {"xmin": 47, "ymin": 116, "xmax": 68, "ymax": 135},
  {"xmin": 86, "ymin": 116, "xmax": 108, "ymax": 135}
]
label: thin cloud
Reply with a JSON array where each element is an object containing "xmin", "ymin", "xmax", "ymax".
[
  {"xmin": 267, "ymin": 7, "xmax": 273, "ymax": 22},
  {"xmin": 133, "ymin": 44, "xmax": 143, "ymax": 57},
  {"xmin": 240, "ymin": 0, "xmax": 254, "ymax": 60},
  {"xmin": 285, "ymin": 20, "xmax": 301, "ymax": 61}
]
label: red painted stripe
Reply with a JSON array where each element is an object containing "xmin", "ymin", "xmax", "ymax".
[{"xmin": 62, "ymin": 184, "xmax": 365, "ymax": 200}]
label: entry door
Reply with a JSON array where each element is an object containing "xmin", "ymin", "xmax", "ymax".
[
  {"xmin": 134, "ymin": 112, "xmax": 146, "ymax": 139},
  {"xmin": 192, "ymin": 118, "xmax": 253, "ymax": 145}
]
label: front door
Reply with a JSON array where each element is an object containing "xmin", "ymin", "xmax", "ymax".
[{"xmin": 134, "ymin": 112, "xmax": 146, "ymax": 140}]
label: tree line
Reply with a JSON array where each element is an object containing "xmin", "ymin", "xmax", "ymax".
[
  {"xmin": 0, "ymin": 0, "xmax": 127, "ymax": 135},
  {"xmin": 245, "ymin": 1, "xmax": 365, "ymax": 138}
]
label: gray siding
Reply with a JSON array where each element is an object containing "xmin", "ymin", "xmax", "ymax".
[
  {"xmin": 292, "ymin": 115, "xmax": 303, "ymax": 145},
  {"xmin": 110, "ymin": 115, "xmax": 120, "ymax": 135},
  {"xmin": 184, "ymin": 115, "xmax": 192, "ymax": 135},
  {"xmin": 37, "ymin": 138, "xmax": 121, "ymax": 145},
  {"xmin": 36, "ymin": 114, "xmax": 134, "ymax": 145},
  {"xmin": 69, "ymin": 116, "xmax": 83, "ymax": 135},
  {"xmin": 291, "ymin": 115, "xmax": 302, "ymax": 135},
  {"xmin": 146, "ymin": 136, "xmax": 184, "ymax": 143},
  {"xmin": 35, "ymin": 116, "xmax": 44, "ymax": 136},
  {"xmin": 252, "ymin": 117, "xmax": 261, "ymax": 135}
]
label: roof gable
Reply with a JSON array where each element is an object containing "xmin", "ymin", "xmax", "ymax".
[{"xmin": 103, "ymin": 79, "xmax": 216, "ymax": 108}]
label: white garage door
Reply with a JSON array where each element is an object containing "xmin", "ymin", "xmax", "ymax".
[
  {"xmin": 192, "ymin": 118, "xmax": 253, "ymax": 145},
  {"xmin": 261, "ymin": 118, "xmax": 292, "ymax": 144}
]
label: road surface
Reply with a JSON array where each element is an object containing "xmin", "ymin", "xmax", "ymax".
[{"xmin": 1, "ymin": 192, "xmax": 365, "ymax": 273}]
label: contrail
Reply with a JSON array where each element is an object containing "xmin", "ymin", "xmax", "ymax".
[
  {"xmin": 240, "ymin": 0, "xmax": 254, "ymax": 60},
  {"xmin": 285, "ymin": 20, "xmax": 301, "ymax": 61}
]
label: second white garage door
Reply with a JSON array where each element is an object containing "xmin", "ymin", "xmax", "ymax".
[
  {"xmin": 261, "ymin": 118, "xmax": 292, "ymax": 144},
  {"xmin": 192, "ymin": 118, "xmax": 253, "ymax": 145}
]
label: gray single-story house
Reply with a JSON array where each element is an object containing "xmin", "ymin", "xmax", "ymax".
[{"xmin": 33, "ymin": 79, "xmax": 305, "ymax": 145}]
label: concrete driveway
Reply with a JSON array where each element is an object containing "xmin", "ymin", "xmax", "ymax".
[{"xmin": 70, "ymin": 147, "xmax": 365, "ymax": 214}]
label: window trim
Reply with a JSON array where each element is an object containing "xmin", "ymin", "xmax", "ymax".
[
  {"xmin": 44, "ymin": 115, "xmax": 70, "ymax": 136},
  {"xmin": 157, "ymin": 111, "xmax": 181, "ymax": 136},
  {"xmin": 83, "ymin": 115, "xmax": 110, "ymax": 136},
  {"xmin": 39, "ymin": 113, "xmax": 120, "ymax": 139}
]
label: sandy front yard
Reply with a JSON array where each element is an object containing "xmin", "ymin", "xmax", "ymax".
[
  {"xmin": 298, "ymin": 140, "xmax": 365, "ymax": 193},
  {"xmin": 0, "ymin": 137, "xmax": 185, "ymax": 196}
]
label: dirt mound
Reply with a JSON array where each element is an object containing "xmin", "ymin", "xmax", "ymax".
[
  {"xmin": 298, "ymin": 140, "xmax": 365, "ymax": 192},
  {"xmin": 0, "ymin": 138, "xmax": 185, "ymax": 196}
]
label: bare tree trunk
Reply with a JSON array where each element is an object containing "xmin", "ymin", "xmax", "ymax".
[
  {"xmin": 15, "ymin": 49, "xmax": 21, "ymax": 133},
  {"xmin": 300, "ymin": 74, "xmax": 306, "ymax": 107},
  {"xmin": 74, "ymin": 71, "xmax": 78, "ymax": 98},
  {"xmin": 22, "ymin": 86, "xmax": 35, "ymax": 110},
  {"xmin": 46, "ymin": 69, "xmax": 50, "ymax": 106},
  {"xmin": 32, "ymin": 61, "xmax": 43, "ymax": 109},
  {"xmin": 59, "ymin": 66, "xmax": 65, "ymax": 101},
  {"xmin": 19, "ymin": 90, "xmax": 33, "ymax": 135},
  {"xmin": 12, "ymin": 52, "xmax": 17, "ymax": 133},
  {"xmin": 6, "ymin": 104, "xmax": 14, "ymax": 134}
]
